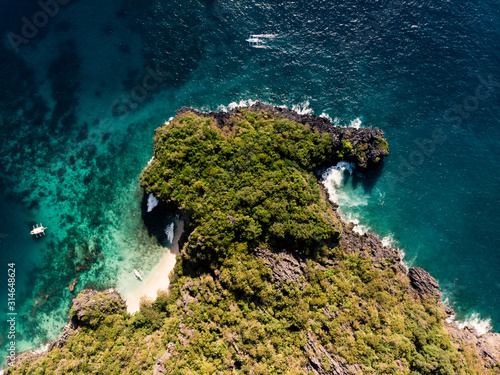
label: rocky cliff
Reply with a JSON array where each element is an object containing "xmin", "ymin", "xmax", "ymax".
[
  {"xmin": 256, "ymin": 214, "xmax": 500, "ymax": 373},
  {"xmin": 7, "ymin": 288, "xmax": 125, "ymax": 371}
]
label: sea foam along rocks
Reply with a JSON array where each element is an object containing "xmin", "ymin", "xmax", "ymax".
[
  {"xmin": 407, "ymin": 266, "xmax": 500, "ymax": 369},
  {"xmin": 445, "ymin": 317, "xmax": 500, "ymax": 368}
]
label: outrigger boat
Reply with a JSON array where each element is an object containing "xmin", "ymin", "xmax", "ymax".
[
  {"xmin": 246, "ymin": 34, "xmax": 277, "ymax": 48},
  {"xmin": 30, "ymin": 223, "xmax": 47, "ymax": 237},
  {"xmin": 246, "ymin": 34, "xmax": 266, "ymax": 48},
  {"xmin": 133, "ymin": 269, "xmax": 143, "ymax": 281}
]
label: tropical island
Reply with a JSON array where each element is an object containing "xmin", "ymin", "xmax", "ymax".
[{"xmin": 7, "ymin": 104, "xmax": 500, "ymax": 374}]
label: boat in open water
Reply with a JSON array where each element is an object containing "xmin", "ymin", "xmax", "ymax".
[
  {"xmin": 30, "ymin": 223, "xmax": 47, "ymax": 237},
  {"xmin": 246, "ymin": 34, "xmax": 267, "ymax": 48}
]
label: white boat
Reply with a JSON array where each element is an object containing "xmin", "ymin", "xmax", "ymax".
[
  {"xmin": 246, "ymin": 34, "xmax": 267, "ymax": 48},
  {"xmin": 30, "ymin": 223, "xmax": 47, "ymax": 237},
  {"xmin": 133, "ymin": 269, "xmax": 143, "ymax": 281}
]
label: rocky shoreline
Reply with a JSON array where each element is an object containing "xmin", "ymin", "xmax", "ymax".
[
  {"xmin": 8, "ymin": 288, "xmax": 126, "ymax": 371},
  {"xmin": 176, "ymin": 102, "xmax": 390, "ymax": 170},
  {"xmin": 256, "ymin": 213, "xmax": 500, "ymax": 373}
]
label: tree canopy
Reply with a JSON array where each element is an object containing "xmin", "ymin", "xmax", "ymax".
[{"xmin": 141, "ymin": 110, "xmax": 341, "ymax": 266}]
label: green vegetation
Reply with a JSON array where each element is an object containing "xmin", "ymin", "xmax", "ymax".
[
  {"xmin": 376, "ymin": 136, "xmax": 389, "ymax": 154},
  {"xmin": 336, "ymin": 139, "xmax": 354, "ymax": 158},
  {"xmin": 356, "ymin": 142, "xmax": 369, "ymax": 164},
  {"xmin": 8, "ymin": 110, "xmax": 492, "ymax": 374},
  {"xmin": 142, "ymin": 110, "xmax": 340, "ymax": 266}
]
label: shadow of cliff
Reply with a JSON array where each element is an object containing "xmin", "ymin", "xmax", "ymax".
[
  {"xmin": 140, "ymin": 192, "xmax": 179, "ymax": 248},
  {"xmin": 350, "ymin": 160, "xmax": 386, "ymax": 195}
]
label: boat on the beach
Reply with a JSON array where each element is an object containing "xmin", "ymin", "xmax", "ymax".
[
  {"xmin": 30, "ymin": 223, "xmax": 47, "ymax": 237},
  {"xmin": 133, "ymin": 269, "xmax": 143, "ymax": 281}
]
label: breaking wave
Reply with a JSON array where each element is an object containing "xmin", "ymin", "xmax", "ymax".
[
  {"xmin": 321, "ymin": 161, "xmax": 356, "ymax": 204},
  {"xmin": 455, "ymin": 313, "xmax": 493, "ymax": 336},
  {"xmin": 164, "ymin": 222, "xmax": 175, "ymax": 244},
  {"xmin": 147, "ymin": 193, "xmax": 159, "ymax": 212}
]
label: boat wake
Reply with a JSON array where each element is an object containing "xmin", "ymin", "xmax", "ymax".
[{"xmin": 246, "ymin": 34, "xmax": 279, "ymax": 49}]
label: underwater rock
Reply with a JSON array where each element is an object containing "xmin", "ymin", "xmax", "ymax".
[{"xmin": 68, "ymin": 274, "xmax": 78, "ymax": 293}]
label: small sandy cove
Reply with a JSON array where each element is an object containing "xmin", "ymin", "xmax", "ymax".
[{"xmin": 126, "ymin": 220, "xmax": 184, "ymax": 313}]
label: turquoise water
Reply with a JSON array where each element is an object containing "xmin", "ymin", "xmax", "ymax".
[{"xmin": 0, "ymin": 0, "xmax": 499, "ymax": 366}]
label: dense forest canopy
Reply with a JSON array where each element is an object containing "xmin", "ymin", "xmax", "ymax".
[{"xmin": 141, "ymin": 110, "xmax": 341, "ymax": 266}]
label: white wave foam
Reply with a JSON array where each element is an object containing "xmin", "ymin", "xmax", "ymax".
[
  {"xmin": 165, "ymin": 222, "xmax": 175, "ymax": 243},
  {"xmin": 381, "ymin": 233, "xmax": 407, "ymax": 268},
  {"xmin": 291, "ymin": 100, "xmax": 313, "ymax": 115},
  {"xmin": 456, "ymin": 313, "xmax": 492, "ymax": 336},
  {"xmin": 321, "ymin": 161, "xmax": 356, "ymax": 204},
  {"xmin": 32, "ymin": 343, "xmax": 50, "ymax": 355},
  {"xmin": 147, "ymin": 193, "xmax": 159, "ymax": 212},
  {"xmin": 218, "ymin": 99, "xmax": 259, "ymax": 112},
  {"xmin": 349, "ymin": 117, "xmax": 362, "ymax": 129},
  {"xmin": 319, "ymin": 112, "xmax": 340, "ymax": 126},
  {"xmin": 147, "ymin": 156, "xmax": 154, "ymax": 165},
  {"xmin": 319, "ymin": 112, "xmax": 332, "ymax": 122},
  {"xmin": 216, "ymin": 100, "xmax": 314, "ymax": 117},
  {"xmin": 381, "ymin": 234, "xmax": 395, "ymax": 248},
  {"xmin": 322, "ymin": 164, "xmax": 409, "ymax": 271},
  {"xmin": 345, "ymin": 216, "xmax": 370, "ymax": 235},
  {"xmin": 353, "ymin": 223, "xmax": 370, "ymax": 235},
  {"xmin": 443, "ymin": 298, "xmax": 455, "ymax": 323},
  {"xmin": 446, "ymin": 314, "xmax": 455, "ymax": 324}
]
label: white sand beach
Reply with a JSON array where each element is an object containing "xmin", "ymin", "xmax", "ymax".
[{"xmin": 126, "ymin": 220, "xmax": 184, "ymax": 313}]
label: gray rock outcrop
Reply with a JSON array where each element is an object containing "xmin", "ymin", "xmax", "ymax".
[
  {"xmin": 71, "ymin": 288, "xmax": 126, "ymax": 327},
  {"xmin": 153, "ymin": 342, "xmax": 176, "ymax": 375},
  {"xmin": 445, "ymin": 318, "xmax": 500, "ymax": 368},
  {"xmin": 408, "ymin": 267, "xmax": 442, "ymax": 300},
  {"xmin": 339, "ymin": 220, "xmax": 405, "ymax": 273},
  {"xmin": 304, "ymin": 334, "xmax": 362, "ymax": 375},
  {"xmin": 7, "ymin": 288, "xmax": 126, "ymax": 372},
  {"xmin": 255, "ymin": 246, "xmax": 308, "ymax": 287}
]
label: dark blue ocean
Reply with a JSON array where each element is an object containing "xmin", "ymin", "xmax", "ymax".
[{"xmin": 0, "ymin": 0, "xmax": 499, "ymax": 366}]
